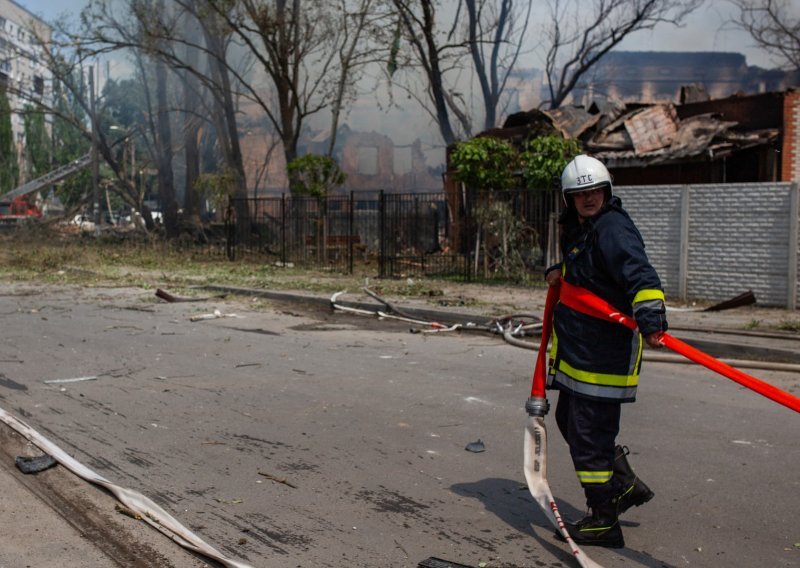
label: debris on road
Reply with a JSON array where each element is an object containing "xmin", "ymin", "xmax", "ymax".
[
  {"xmin": 15, "ymin": 453, "xmax": 57, "ymax": 474},
  {"xmin": 667, "ymin": 290, "xmax": 757, "ymax": 313},
  {"xmin": 465, "ymin": 439, "xmax": 486, "ymax": 453},
  {"xmin": 115, "ymin": 503, "xmax": 142, "ymax": 520},
  {"xmin": 44, "ymin": 376, "xmax": 98, "ymax": 384},
  {"xmin": 214, "ymin": 498, "xmax": 243, "ymax": 505},
  {"xmin": 418, "ymin": 557, "xmax": 475, "ymax": 568},
  {"xmin": 155, "ymin": 288, "xmax": 226, "ymax": 303},
  {"xmin": 189, "ymin": 309, "xmax": 242, "ymax": 322},
  {"xmin": 704, "ymin": 290, "xmax": 756, "ymax": 312},
  {"xmin": 331, "ymin": 290, "xmax": 540, "ymax": 341},
  {"xmin": 257, "ymin": 470, "xmax": 297, "ymax": 488}
]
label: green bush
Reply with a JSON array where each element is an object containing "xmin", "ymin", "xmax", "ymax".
[
  {"xmin": 520, "ymin": 135, "xmax": 582, "ymax": 190},
  {"xmin": 287, "ymin": 154, "xmax": 346, "ymax": 198},
  {"xmin": 449, "ymin": 137, "xmax": 518, "ymax": 191}
]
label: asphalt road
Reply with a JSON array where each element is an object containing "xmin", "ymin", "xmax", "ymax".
[{"xmin": 0, "ymin": 283, "xmax": 797, "ymax": 568}]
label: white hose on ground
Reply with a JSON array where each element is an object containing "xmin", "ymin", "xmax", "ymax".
[
  {"xmin": 332, "ymin": 292, "xmax": 799, "ymax": 373},
  {"xmin": 0, "ymin": 406, "xmax": 255, "ymax": 568}
]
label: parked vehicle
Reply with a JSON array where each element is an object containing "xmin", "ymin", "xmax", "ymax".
[{"xmin": 0, "ymin": 196, "xmax": 43, "ymax": 224}]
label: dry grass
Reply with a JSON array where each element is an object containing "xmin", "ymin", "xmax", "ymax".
[{"xmin": 0, "ymin": 226, "xmax": 509, "ymax": 308}]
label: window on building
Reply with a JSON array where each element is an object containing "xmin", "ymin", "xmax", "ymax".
[
  {"xmin": 393, "ymin": 146, "xmax": 412, "ymax": 175},
  {"xmin": 356, "ymin": 146, "xmax": 378, "ymax": 176},
  {"xmin": 33, "ymin": 75, "xmax": 43, "ymax": 95}
]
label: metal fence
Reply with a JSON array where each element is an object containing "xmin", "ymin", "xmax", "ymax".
[{"xmin": 225, "ymin": 188, "xmax": 556, "ymax": 281}]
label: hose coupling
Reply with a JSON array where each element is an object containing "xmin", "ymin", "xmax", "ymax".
[{"xmin": 525, "ymin": 396, "xmax": 550, "ymax": 417}]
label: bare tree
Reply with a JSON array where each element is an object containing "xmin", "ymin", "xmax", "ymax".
[
  {"xmin": 11, "ymin": 20, "xmax": 154, "ymax": 225},
  {"xmin": 216, "ymin": 1, "xmax": 381, "ymax": 172},
  {"xmin": 67, "ymin": 0, "xmax": 185, "ymax": 234},
  {"xmin": 151, "ymin": 0, "xmax": 180, "ymax": 238},
  {"xmin": 326, "ymin": 0, "xmax": 394, "ymax": 157},
  {"xmin": 542, "ymin": 0, "xmax": 702, "ymax": 109},
  {"xmin": 157, "ymin": 0, "xmax": 389, "ymax": 193},
  {"xmin": 389, "ymin": 0, "xmax": 532, "ymax": 146},
  {"xmin": 728, "ymin": 0, "xmax": 800, "ymax": 69},
  {"xmin": 181, "ymin": 8, "xmax": 203, "ymax": 227},
  {"xmin": 77, "ymin": 0, "xmax": 252, "ymax": 229},
  {"xmin": 391, "ymin": 0, "xmax": 464, "ymax": 146},
  {"xmin": 464, "ymin": 0, "xmax": 532, "ymax": 131}
]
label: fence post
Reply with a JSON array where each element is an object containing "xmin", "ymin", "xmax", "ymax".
[
  {"xmin": 678, "ymin": 185, "xmax": 691, "ymax": 301},
  {"xmin": 281, "ymin": 193, "xmax": 287, "ymax": 266},
  {"xmin": 349, "ymin": 191, "xmax": 355, "ymax": 274},
  {"xmin": 226, "ymin": 197, "xmax": 235, "ymax": 261},
  {"xmin": 788, "ymin": 182, "xmax": 798, "ymax": 310},
  {"xmin": 414, "ymin": 195, "xmax": 420, "ymax": 254},
  {"xmin": 379, "ymin": 190, "xmax": 386, "ymax": 278}
]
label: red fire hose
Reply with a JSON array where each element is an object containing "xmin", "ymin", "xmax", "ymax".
[
  {"xmin": 531, "ymin": 281, "xmax": 560, "ymax": 399},
  {"xmin": 556, "ymin": 279, "xmax": 800, "ymax": 414}
]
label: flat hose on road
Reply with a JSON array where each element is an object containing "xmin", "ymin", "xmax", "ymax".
[{"xmin": 0, "ymin": 406, "xmax": 255, "ymax": 568}]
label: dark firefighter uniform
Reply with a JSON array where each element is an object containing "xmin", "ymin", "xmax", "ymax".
[{"xmin": 548, "ymin": 195, "xmax": 667, "ymax": 507}]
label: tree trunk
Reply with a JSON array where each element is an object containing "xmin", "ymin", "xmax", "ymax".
[
  {"xmin": 155, "ymin": 55, "xmax": 178, "ymax": 239},
  {"xmin": 182, "ymin": 7, "xmax": 202, "ymax": 232}
]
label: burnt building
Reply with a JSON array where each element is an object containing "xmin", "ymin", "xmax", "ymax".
[
  {"xmin": 572, "ymin": 51, "xmax": 797, "ymax": 106},
  {"xmin": 459, "ymin": 88, "xmax": 799, "ymax": 187},
  {"xmin": 588, "ymin": 89, "xmax": 797, "ymax": 185}
]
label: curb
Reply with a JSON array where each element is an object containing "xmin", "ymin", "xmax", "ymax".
[{"xmin": 199, "ymin": 285, "xmax": 800, "ymax": 365}]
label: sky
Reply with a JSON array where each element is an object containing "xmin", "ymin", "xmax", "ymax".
[{"xmin": 14, "ymin": 0, "xmax": 783, "ymax": 70}]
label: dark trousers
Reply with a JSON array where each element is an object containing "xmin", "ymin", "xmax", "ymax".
[{"xmin": 555, "ymin": 390, "xmax": 623, "ymax": 508}]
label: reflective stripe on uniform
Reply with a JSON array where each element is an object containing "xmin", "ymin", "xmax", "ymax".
[
  {"xmin": 549, "ymin": 298, "xmax": 644, "ymax": 400},
  {"xmin": 633, "ymin": 298, "xmax": 664, "ymax": 316},
  {"xmin": 576, "ymin": 470, "xmax": 613, "ymax": 485},
  {"xmin": 556, "ymin": 358, "xmax": 639, "ymax": 388},
  {"xmin": 633, "ymin": 288, "xmax": 665, "ymax": 304},
  {"xmin": 629, "ymin": 329, "xmax": 643, "ymax": 374},
  {"xmin": 550, "ymin": 369, "xmax": 638, "ymax": 400}
]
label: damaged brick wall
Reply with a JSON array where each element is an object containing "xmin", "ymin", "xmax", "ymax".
[{"xmin": 783, "ymin": 90, "xmax": 800, "ymax": 183}]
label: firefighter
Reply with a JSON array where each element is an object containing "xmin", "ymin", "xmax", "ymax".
[{"xmin": 544, "ymin": 154, "xmax": 667, "ymax": 548}]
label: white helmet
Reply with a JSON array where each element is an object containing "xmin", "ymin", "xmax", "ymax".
[{"xmin": 560, "ymin": 154, "xmax": 613, "ymax": 199}]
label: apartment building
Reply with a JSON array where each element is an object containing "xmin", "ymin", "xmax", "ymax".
[{"xmin": 0, "ymin": 0, "xmax": 51, "ymax": 175}]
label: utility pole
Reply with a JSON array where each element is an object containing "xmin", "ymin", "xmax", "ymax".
[{"xmin": 88, "ymin": 65, "xmax": 99, "ymax": 230}]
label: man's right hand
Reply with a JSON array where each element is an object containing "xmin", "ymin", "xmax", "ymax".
[{"xmin": 545, "ymin": 269, "xmax": 561, "ymax": 286}]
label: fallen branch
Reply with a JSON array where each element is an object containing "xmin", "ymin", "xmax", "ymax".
[
  {"xmin": 156, "ymin": 288, "xmax": 226, "ymax": 303},
  {"xmin": 257, "ymin": 471, "xmax": 297, "ymax": 488}
]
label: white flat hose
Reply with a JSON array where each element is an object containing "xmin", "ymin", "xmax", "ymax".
[
  {"xmin": 523, "ymin": 415, "xmax": 605, "ymax": 568},
  {"xmin": 0, "ymin": 406, "xmax": 254, "ymax": 568}
]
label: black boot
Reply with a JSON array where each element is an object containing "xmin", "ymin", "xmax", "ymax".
[
  {"xmin": 565, "ymin": 501, "xmax": 625, "ymax": 548},
  {"xmin": 612, "ymin": 445, "xmax": 654, "ymax": 515}
]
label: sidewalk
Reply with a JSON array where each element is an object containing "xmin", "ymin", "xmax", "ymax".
[
  {"xmin": 0, "ymin": 459, "xmax": 110, "ymax": 567},
  {"xmin": 0, "ymin": 425, "xmax": 116, "ymax": 568}
]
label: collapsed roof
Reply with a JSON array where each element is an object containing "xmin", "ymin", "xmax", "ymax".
[{"xmin": 497, "ymin": 92, "xmax": 781, "ymax": 168}]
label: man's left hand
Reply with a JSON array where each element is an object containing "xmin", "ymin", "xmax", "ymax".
[{"xmin": 645, "ymin": 333, "xmax": 663, "ymax": 349}]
